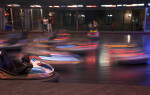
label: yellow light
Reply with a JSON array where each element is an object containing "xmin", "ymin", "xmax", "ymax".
[
  {"xmin": 54, "ymin": 6, "xmax": 60, "ymax": 8},
  {"xmin": 48, "ymin": 73, "xmax": 52, "ymax": 76},
  {"xmin": 90, "ymin": 30, "xmax": 97, "ymax": 32}
]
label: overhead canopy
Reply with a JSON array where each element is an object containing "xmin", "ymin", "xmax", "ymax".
[{"xmin": 0, "ymin": 0, "xmax": 149, "ymax": 8}]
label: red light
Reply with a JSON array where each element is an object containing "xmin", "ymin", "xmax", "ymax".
[
  {"xmin": 76, "ymin": 46, "xmax": 89, "ymax": 48},
  {"xmin": 37, "ymin": 62, "xmax": 42, "ymax": 65},
  {"xmin": 117, "ymin": 53, "xmax": 145, "ymax": 57},
  {"xmin": 17, "ymin": 54, "xmax": 41, "ymax": 59},
  {"xmin": 92, "ymin": 5, "xmax": 97, "ymax": 7},
  {"xmin": 90, "ymin": 33, "xmax": 98, "ymax": 35}
]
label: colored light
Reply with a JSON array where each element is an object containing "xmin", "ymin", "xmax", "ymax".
[
  {"xmin": 7, "ymin": 4, "xmax": 20, "ymax": 7},
  {"xmin": 123, "ymin": 4, "xmax": 144, "ymax": 7},
  {"xmin": 30, "ymin": 5, "xmax": 41, "ymax": 8},
  {"xmin": 128, "ymin": 13, "xmax": 132, "ymax": 17},
  {"xmin": 117, "ymin": 4, "xmax": 122, "ymax": 7},
  {"xmin": 116, "ymin": 53, "xmax": 144, "ymax": 57},
  {"xmin": 110, "ymin": 50, "xmax": 136, "ymax": 54},
  {"xmin": 67, "ymin": 5, "xmax": 78, "ymax": 8},
  {"xmin": 5, "ymin": 13, "xmax": 9, "ymax": 16},
  {"xmin": 103, "ymin": 45, "xmax": 135, "ymax": 48},
  {"xmin": 86, "ymin": 5, "xmax": 97, "ymax": 8},
  {"xmin": 37, "ymin": 62, "xmax": 43, "ymax": 65},
  {"xmin": 92, "ymin": 5, "xmax": 97, "ymax": 7},
  {"xmin": 48, "ymin": 73, "xmax": 52, "ymax": 76},
  {"xmin": 54, "ymin": 6, "xmax": 60, "ymax": 8},
  {"xmin": 39, "ymin": 56, "xmax": 79, "ymax": 62},
  {"xmin": 89, "ymin": 32, "xmax": 98, "ymax": 35},
  {"xmin": 78, "ymin": 5, "xmax": 84, "ymax": 7},
  {"xmin": 101, "ymin": 5, "xmax": 116, "ymax": 7},
  {"xmin": 86, "ymin": 5, "xmax": 93, "ymax": 7}
]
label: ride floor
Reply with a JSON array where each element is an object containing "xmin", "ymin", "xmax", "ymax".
[{"xmin": 1, "ymin": 32, "xmax": 150, "ymax": 94}]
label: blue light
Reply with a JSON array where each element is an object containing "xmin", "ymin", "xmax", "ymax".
[
  {"xmin": 56, "ymin": 44, "xmax": 76, "ymax": 48},
  {"xmin": 39, "ymin": 55, "xmax": 79, "ymax": 62}
]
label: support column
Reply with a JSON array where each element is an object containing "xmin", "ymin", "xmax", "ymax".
[
  {"xmin": 76, "ymin": 10, "xmax": 78, "ymax": 31},
  {"xmin": 30, "ymin": 9, "xmax": 33, "ymax": 30},
  {"xmin": 20, "ymin": 9, "xmax": 24, "ymax": 32},
  {"xmin": 0, "ymin": 8, "xmax": 5, "ymax": 32},
  {"xmin": 60, "ymin": 12, "xmax": 63, "ymax": 26},
  {"xmin": 10, "ymin": 8, "xmax": 14, "ymax": 32},
  {"xmin": 144, "ymin": 8, "xmax": 150, "ymax": 32},
  {"xmin": 25, "ymin": 9, "xmax": 30, "ymax": 31},
  {"xmin": 40, "ymin": 9, "xmax": 43, "ymax": 18}
]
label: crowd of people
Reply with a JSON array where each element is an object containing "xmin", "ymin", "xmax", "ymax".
[{"xmin": 41, "ymin": 17, "xmax": 52, "ymax": 32}]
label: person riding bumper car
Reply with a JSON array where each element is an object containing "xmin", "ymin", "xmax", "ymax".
[{"xmin": 0, "ymin": 51, "xmax": 58, "ymax": 81}]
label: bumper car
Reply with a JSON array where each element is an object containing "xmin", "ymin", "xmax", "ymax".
[
  {"xmin": 18, "ymin": 48, "xmax": 82, "ymax": 65},
  {"xmin": 87, "ymin": 29, "xmax": 99, "ymax": 38},
  {"xmin": 52, "ymin": 41, "xmax": 98, "ymax": 53},
  {"xmin": 34, "ymin": 36, "xmax": 70, "ymax": 44},
  {"xmin": 35, "ymin": 54, "xmax": 81, "ymax": 65},
  {"xmin": 109, "ymin": 48, "xmax": 148, "ymax": 65},
  {"xmin": 0, "ymin": 38, "xmax": 25, "ymax": 51},
  {"xmin": 0, "ymin": 51, "xmax": 59, "ymax": 81},
  {"xmin": 0, "ymin": 32, "xmax": 27, "ymax": 51},
  {"xmin": 34, "ymin": 32, "xmax": 71, "ymax": 44}
]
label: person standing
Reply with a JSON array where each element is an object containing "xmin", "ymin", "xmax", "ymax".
[
  {"xmin": 41, "ymin": 18, "xmax": 44, "ymax": 31},
  {"xmin": 47, "ymin": 17, "xmax": 52, "ymax": 32},
  {"xmin": 43, "ymin": 17, "xmax": 48, "ymax": 31},
  {"xmin": 111, "ymin": 23, "xmax": 115, "ymax": 31}
]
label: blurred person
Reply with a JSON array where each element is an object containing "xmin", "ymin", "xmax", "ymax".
[
  {"xmin": 43, "ymin": 17, "xmax": 48, "ymax": 32},
  {"xmin": 93, "ymin": 20, "xmax": 98, "ymax": 30},
  {"xmin": 111, "ymin": 23, "xmax": 115, "ymax": 31},
  {"xmin": 41, "ymin": 18, "xmax": 44, "ymax": 31},
  {"xmin": 47, "ymin": 17, "xmax": 52, "ymax": 32},
  {"xmin": 88, "ymin": 22, "xmax": 93, "ymax": 30},
  {"xmin": 142, "ymin": 21, "xmax": 144, "ymax": 31}
]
